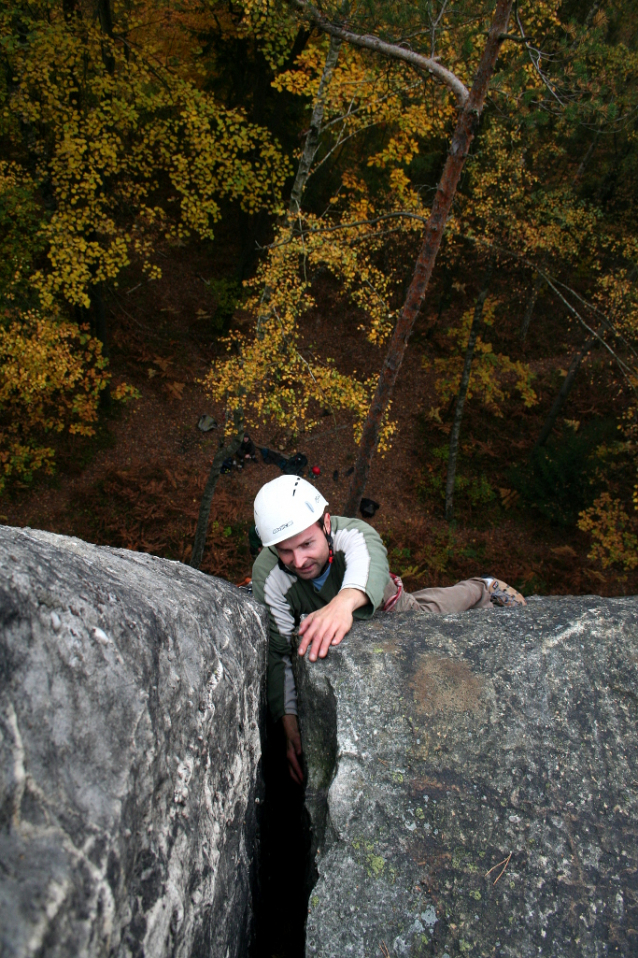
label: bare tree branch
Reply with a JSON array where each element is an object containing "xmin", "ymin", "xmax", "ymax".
[
  {"xmin": 290, "ymin": 0, "xmax": 470, "ymax": 105},
  {"xmin": 473, "ymin": 239, "xmax": 638, "ymax": 383},
  {"xmin": 342, "ymin": 0, "xmax": 514, "ymax": 517},
  {"xmin": 514, "ymin": 3, "xmax": 565, "ymax": 106},
  {"xmin": 257, "ymin": 210, "xmax": 428, "ymax": 250},
  {"xmin": 430, "ymin": 0, "xmax": 451, "ymax": 59}
]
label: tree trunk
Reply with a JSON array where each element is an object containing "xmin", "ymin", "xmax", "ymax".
[
  {"xmin": 584, "ymin": 0, "xmax": 604, "ymax": 27},
  {"xmin": 256, "ymin": 33, "xmax": 341, "ymax": 325},
  {"xmin": 97, "ymin": 0, "xmax": 115, "ymax": 74},
  {"xmin": 287, "ymin": 34, "xmax": 342, "ymax": 216},
  {"xmin": 535, "ymin": 329, "xmax": 600, "ymax": 448},
  {"xmin": 91, "ymin": 281, "xmax": 111, "ymax": 409},
  {"xmin": 97, "ymin": 0, "xmax": 114, "ymax": 36},
  {"xmin": 342, "ymin": 0, "xmax": 514, "ymax": 518},
  {"xmin": 190, "ymin": 408, "xmax": 245, "ymax": 570},
  {"xmin": 520, "ymin": 272, "xmax": 544, "ymax": 341},
  {"xmin": 445, "ymin": 261, "xmax": 493, "ymax": 522}
]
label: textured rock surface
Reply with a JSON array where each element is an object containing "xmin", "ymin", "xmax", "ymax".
[
  {"xmin": 0, "ymin": 525, "xmax": 267, "ymax": 958},
  {"xmin": 297, "ymin": 597, "xmax": 638, "ymax": 958}
]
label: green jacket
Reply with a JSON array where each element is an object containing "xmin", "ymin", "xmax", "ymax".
[{"xmin": 252, "ymin": 516, "xmax": 390, "ymax": 721}]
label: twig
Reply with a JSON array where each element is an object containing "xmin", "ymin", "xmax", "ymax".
[
  {"xmin": 259, "ymin": 211, "xmax": 428, "ymax": 251},
  {"xmin": 485, "ymin": 853, "xmax": 509, "ymax": 876},
  {"xmin": 430, "ymin": 0, "xmax": 451, "ymax": 58},
  {"xmin": 468, "ymin": 238, "xmax": 638, "ymax": 386},
  {"xmin": 515, "ymin": 4, "xmax": 564, "ymax": 106},
  {"xmin": 380, "ymin": 941, "xmax": 391, "ymax": 958},
  {"xmin": 486, "ymin": 851, "xmax": 512, "ymax": 884},
  {"xmin": 377, "ymin": 757, "xmax": 389, "ymax": 766},
  {"xmin": 125, "ymin": 277, "xmax": 154, "ymax": 295}
]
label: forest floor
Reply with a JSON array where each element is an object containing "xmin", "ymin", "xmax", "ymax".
[{"xmin": 4, "ymin": 232, "xmax": 638, "ymax": 598}]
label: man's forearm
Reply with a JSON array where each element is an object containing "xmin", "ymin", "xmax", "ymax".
[
  {"xmin": 282, "ymin": 713, "xmax": 303, "ymax": 784},
  {"xmin": 337, "ymin": 586, "xmax": 369, "ymax": 612}
]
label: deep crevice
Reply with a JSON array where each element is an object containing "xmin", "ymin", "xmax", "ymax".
[
  {"xmin": 250, "ymin": 667, "xmax": 339, "ymax": 958},
  {"xmin": 250, "ymin": 718, "xmax": 311, "ymax": 958}
]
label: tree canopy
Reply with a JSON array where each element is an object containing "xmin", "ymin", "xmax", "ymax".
[{"xmin": 2, "ymin": 0, "xmax": 638, "ymax": 576}]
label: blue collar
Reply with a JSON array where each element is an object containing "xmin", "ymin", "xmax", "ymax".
[{"xmin": 312, "ymin": 564, "xmax": 332, "ymax": 591}]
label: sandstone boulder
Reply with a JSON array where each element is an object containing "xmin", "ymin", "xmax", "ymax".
[
  {"xmin": 0, "ymin": 526, "xmax": 267, "ymax": 958},
  {"xmin": 297, "ymin": 596, "xmax": 638, "ymax": 958}
]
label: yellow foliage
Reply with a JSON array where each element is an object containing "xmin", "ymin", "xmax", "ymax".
[
  {"xmin": 425, "ymin": 299, "xmax": 537, "ymax": 414},
  {"xmin": 1, "ymin": 1, "xmax": 290, "ymax": 312},
  {"xmin": 578, "ymin": 493, "xmax": 638, "ymax": 571},
  {"xmin": 0, "ymin": 312, "xmax": 112, "ymax": 491}
]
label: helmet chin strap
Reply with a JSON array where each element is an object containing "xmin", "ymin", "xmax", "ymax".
[{"xmin": 321, "ymin": 519, "xmax": 334, "ymax": 571}]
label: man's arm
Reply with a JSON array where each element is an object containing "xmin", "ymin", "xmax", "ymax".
[
  {"xmin": 298, "ymin": 518, "xmax": 389, "ymax": 662},
  {"xmin": 333, "ymin": 519, "xmax": 390, "ymax": 612},
  {"xmin": 282, "ymin": 714, "xmax": 303, "ymax": 785},
  {"xmin": 297, "ymin": 587, "xmax": 368, "ymax": 661},
  {"xmin": 253, "ymin": 554, "xmax": 306, "ymax": 783}
]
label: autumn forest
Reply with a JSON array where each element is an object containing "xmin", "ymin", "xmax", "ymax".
[{"xmin": 2, "ymin": 0, "xmax": 638, "ymax": 597}]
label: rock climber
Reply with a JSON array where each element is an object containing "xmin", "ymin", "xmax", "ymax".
[{"xmin": 251, "ymin": 475, "xmax": 525, "ymax": 784}]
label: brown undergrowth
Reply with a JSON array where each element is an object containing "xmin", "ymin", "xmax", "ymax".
[{"xmin": 70, "ymin": 461, "xmax": 256, "ymax": 580}]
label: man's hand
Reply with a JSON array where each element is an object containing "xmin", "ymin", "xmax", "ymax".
[
  {"xmin": 282, "ymin": 714, "xmax": 303, "ymax": 785},
  {"xmin": 298, "ymin": 588, "xmax": 368, "ymax": 663}
]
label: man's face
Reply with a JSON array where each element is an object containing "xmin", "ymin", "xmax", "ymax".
[{"xmin": 275, "ymin": 514, "xmax": 331, "ymax": 579}]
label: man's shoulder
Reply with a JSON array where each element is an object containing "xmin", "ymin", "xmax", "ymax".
[
  {"xmin": 252, "ymin": 548, "xmax": 296, "ymax": 604},
  {"xmin": 331, "ymin": 516, "xmax": 384, "ymax": 548},
  {"xmin": 331, "ymin": 515, "xmax": 376, "ymax": 535},
  {"xmin": 252, "ymin": 547, "xmax": 278, "ymax": 595}
]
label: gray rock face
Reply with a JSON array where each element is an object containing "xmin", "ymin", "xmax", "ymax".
[
  {"xmin": 0, "ymin": 526, "xmax": 267, "ymax": 958},
  {"xmin": 297, "ymin": 597, "xmax": 638, "ymax": 958}
]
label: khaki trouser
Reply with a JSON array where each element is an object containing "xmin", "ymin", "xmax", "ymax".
[{"xmin": 382, "ymin": 576, "xmax": 492, "ymax": 614}]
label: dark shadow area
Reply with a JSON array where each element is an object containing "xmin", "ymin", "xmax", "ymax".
[{"xmin": 251, "ymin": 720, "xmax": 310, "ymax": 958}]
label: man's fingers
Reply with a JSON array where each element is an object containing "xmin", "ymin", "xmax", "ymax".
[
  {"xmin": 297, "ymin": 626, "xmax": 314, "ymax": 656},
  {"xmin": 298, "ymin": 615, "xmax": 320, "ymax": 655},
  {"xmin": 318, "ymin": 628, "xmax": 337, "ymax": 659},
  {"xmin": 302, "ymin": 607, "xmax": 353, "ymax": 661},
  {"xmin": 298, "ymin": 633, "xmax": 310, "ymax": 656},
  {"xmin": 331, "ymin": 627, "xmax": 347, "ymax": 647},
  {"xmin": 287, "ymin": 746, "xmax": 304, "ymax": 785},
  {"xmin": 309, "ymin": 624, "xmax": 332, "ymax": 661},
  {"xmin": 322, "ymin": 624, "xmax": 347, "ymax": 654}
]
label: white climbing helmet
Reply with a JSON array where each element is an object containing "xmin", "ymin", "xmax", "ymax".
[{"xmin": 254, "ymin": 475, "xmax": 328, "ymax": 547}]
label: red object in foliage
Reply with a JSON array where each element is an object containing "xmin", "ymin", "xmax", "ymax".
[{"xmin": 311, "ymin": 466, "xmax": 321, "ymax": 476}]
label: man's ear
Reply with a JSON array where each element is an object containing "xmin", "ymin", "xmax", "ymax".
[{"xmin": 324, "ymin": 512, "xmax": 331, "ymax": 535}]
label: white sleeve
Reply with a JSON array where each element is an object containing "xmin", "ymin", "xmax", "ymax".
[
  {"xmin": 333, "ymin": 525, "xmax": 371, "ymax": 592},
  {"xmin": 283, "ymin": 657, "xmax": 298, "ymax": 715}
]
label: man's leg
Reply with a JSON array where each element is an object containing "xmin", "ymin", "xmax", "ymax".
[{"xmin": 395, "ymin": 577, "xmax": 492, "ymax": 613}]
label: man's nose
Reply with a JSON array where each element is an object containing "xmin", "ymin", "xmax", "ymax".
[{"xmin": 292, "ymin": 548, "xmax": 306, "ymax": 566}]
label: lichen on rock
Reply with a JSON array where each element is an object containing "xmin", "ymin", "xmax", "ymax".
[{"xmin": 298, "ymin": 597, "xmax": 638, "ymax": 957}]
